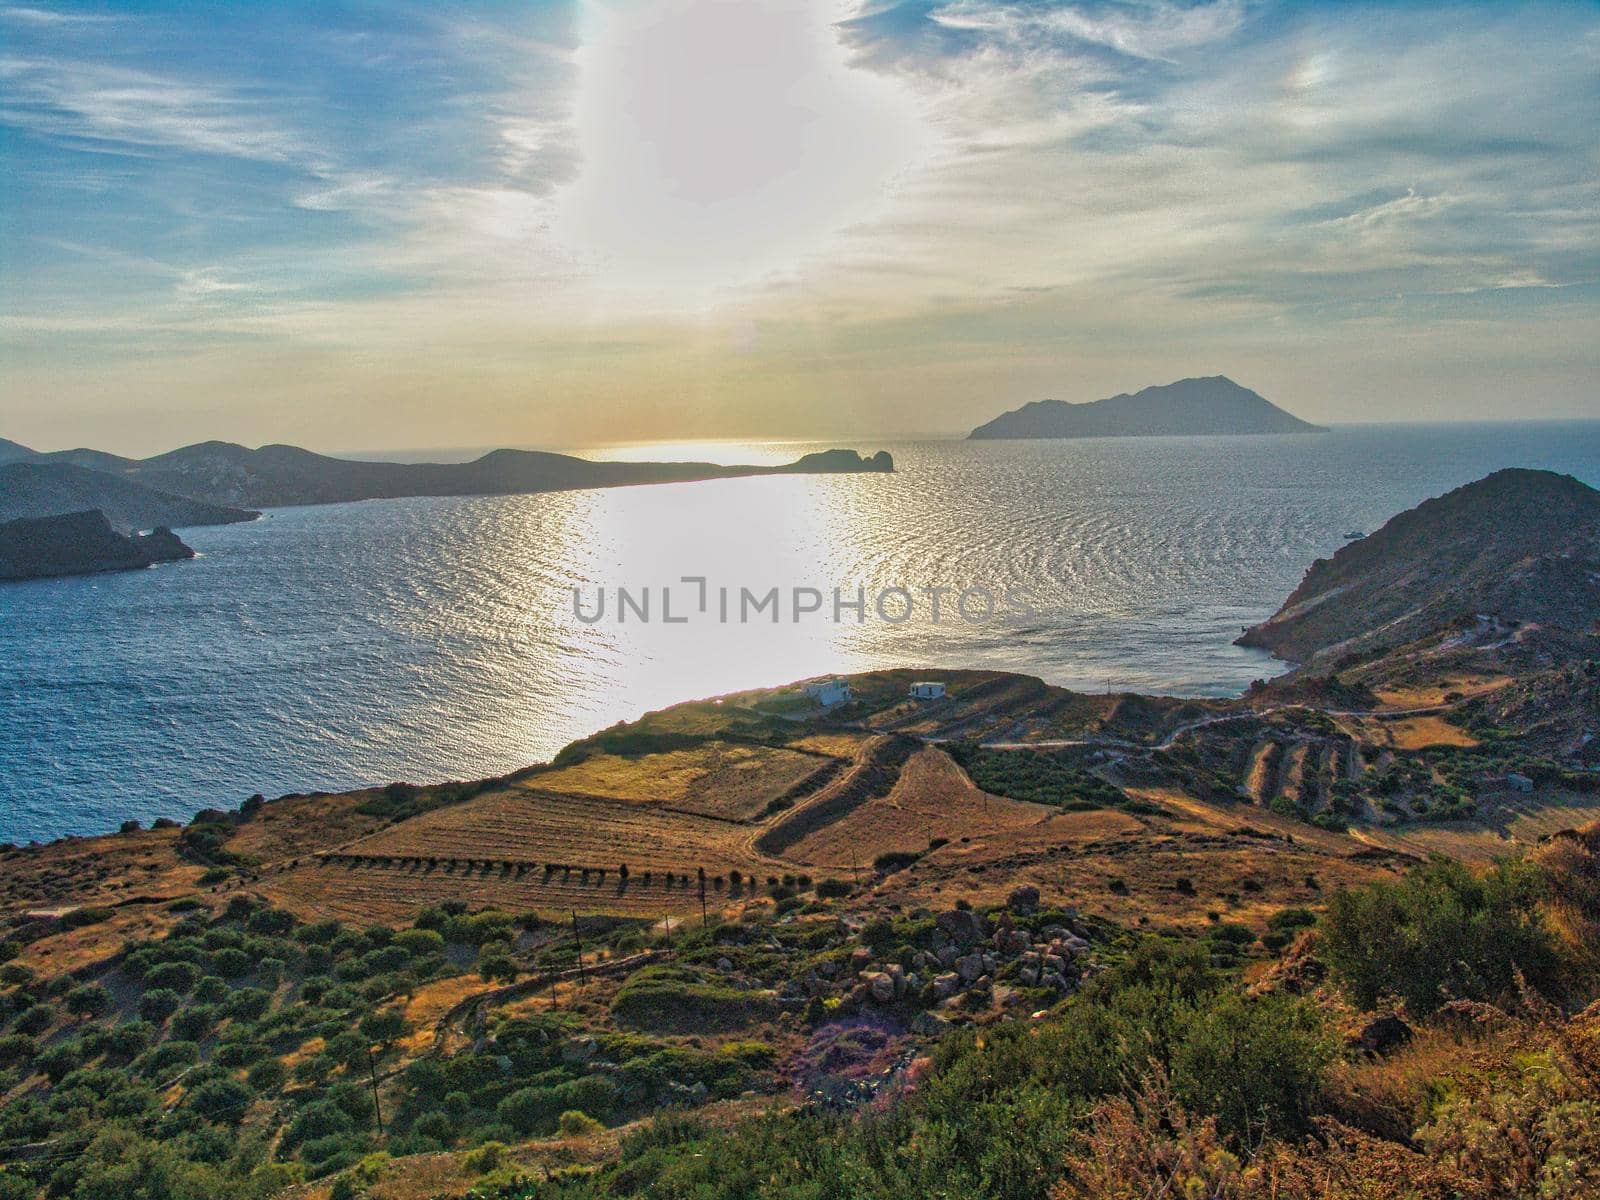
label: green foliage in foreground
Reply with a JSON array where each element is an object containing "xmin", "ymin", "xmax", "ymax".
[
  {"xmin": 1321, "ymin": 856, "xmax": 1559, "ymax": 1013},
  {"xmin": 464, "ymin": 940, "xmax": 1336, "ymax": 1200}
]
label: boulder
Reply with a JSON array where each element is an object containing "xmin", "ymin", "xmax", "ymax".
[
  {"xmin": 1007, "ymin": 885, "xmax": 1041, "ymax": 915},
  {"xmin": 850, "ymin": 947, "xmax": 873, "ymax": 972},
  {"xmin": 932, "ymin": 972, "xmax": 962, "ymax": 1001},
  {"xmin": 1019, "ymin": 967, "xmax": 1040, "ymax": 987},
  {"xmin": 936, "ymin": 908, "xmax": 986, "ymax": 948},
  {"xmin": 716, "ymin": 957, "xmax": 735, "ymax": 973},
  {"xmin": 955, "ymin": 953, "xmax": 985, "ymax": 983},
  {"xmin": 996, "ymin": 929, "xmax": 1031, "ymax": 957},
  {"xmin": 561, "ymin": 1036, "xmax": 598, "ymax": 1065},
  {"xmin": 865, "ymin": 972, "xmax": 896, "ymax": 1005},
  {"xmin": 1354, "ymin": 1014, "xmax": 1413, "ymax": 1056},
  {"xmin": 912, "ymin": 1011, "xmax": 952, "ymax": 1036}
]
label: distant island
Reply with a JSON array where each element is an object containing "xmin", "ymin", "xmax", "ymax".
[
  {"xmin": 968, "ymin": 375, "xmax": 1326, "ymax": 439},
  {"xmin": 0, "ymin": 509, "xmax": 194, "ymax": 582},
  {"xmin": 0, "ymin": 440, "xmax": 894, "ymax": 524}
]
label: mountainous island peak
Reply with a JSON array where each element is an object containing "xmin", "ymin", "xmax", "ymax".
[{"xmin": 969, "ymin": 375, "xmax": 1326, "ymax": 439}]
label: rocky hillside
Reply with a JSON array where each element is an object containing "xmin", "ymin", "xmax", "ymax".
[
  {"xmin": 969, "ymin": 375, "xmax": 1325, "ymax": 439},
  {"xmin": 1239, "ymin": 468, "xmax": 1600, "ymax": 669},
  {"xmin": 0, "ymin": 509, "xmax": 194, "ymax": 581},
  {"xmin": 0, "ymin": 462, "xmax": 257, "ymax": 531}
]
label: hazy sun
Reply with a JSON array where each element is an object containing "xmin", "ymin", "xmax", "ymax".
[{"xmin": 555, "ymin": 0, "xmax": 928, "ymax": 299}]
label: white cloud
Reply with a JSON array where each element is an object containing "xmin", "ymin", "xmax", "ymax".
[{"xmin": 0, "ymin": 55, "xmax": 311, "ymax": 164}]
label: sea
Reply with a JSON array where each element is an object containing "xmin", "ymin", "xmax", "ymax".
[{"xmin": 3, "ymin": 422, "xmax": 1598, "ymax": 843}]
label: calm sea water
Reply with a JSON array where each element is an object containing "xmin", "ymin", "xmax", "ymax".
[{"xmin": 3, "ymin": 423, "xmax": 1598, "ymax": 842}]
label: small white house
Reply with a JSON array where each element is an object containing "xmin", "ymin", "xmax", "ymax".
[
  {"xmin": 908, "ymin": 681, "xmax": 947, "ymax": 700},
  {"xmin": 805, "ymin": 678, "xmax": 853, "ymax": 708}
]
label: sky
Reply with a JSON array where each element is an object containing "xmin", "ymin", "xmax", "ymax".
[{"xmin": 1, "ymin": 0, "xmax": 1597, "ymax": 457}]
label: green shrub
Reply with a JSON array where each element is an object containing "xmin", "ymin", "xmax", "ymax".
[
  {"xmin": 138, "ymin": 987, "xmax": 182, "ymax": 1023},
  {"xmin": 558, "ymin": 1109, "xmax": 605, "ymax": 1137},
  {"xmin": 611, "ymin": 966, "xmax": 778, "ymax": 1032},
  {"xmin": 1170, "ymin": 992, "xmax": 1336, "ymax": 1141},
  {"xmin": 187, "ymin": 1077, "xmax": 254, "ymax": 1122},
  {"xmin": 64, "ymin": 983, "xmax": 113, "ymax": 1017},
  {"xmin": 1322, "ymin": 857, "xmax": 1559, "ymax": 1013},
  {"xmin": 247, "ymin": 1057, "xmax": 289, "ymax": 1091}
]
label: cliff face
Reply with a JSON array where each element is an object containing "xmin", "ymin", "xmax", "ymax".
[
  {"xmin": 0, "ymin": 510, "xmax": 195, "ymax": 581},
  {"xmin": 969, "ymin": 376, "xmax": 1325, "ymax": 439},
  {"xmin": 1238, "ymin": 468, "xmax": 1600, "ymax": 669}
]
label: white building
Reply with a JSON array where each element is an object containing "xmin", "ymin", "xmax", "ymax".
[
  {"xmin": 908, "ymin": 681, "xmax": 946, "ymax": 700},
  {"xmin": 805, "ymin": 678, "xmax": 853, "ymax": 708}
]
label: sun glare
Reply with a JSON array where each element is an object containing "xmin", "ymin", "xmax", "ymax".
[{"xmin": 554, "ymin": 0, "xmax": 929, "ymax": 299}]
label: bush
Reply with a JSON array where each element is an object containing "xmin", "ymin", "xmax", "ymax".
[
  {"xmin": 815, "ymin": 878, "xmax": 852, "ymax": 899},
  {"xmin": 247, "ymin": 1057, "xmax": 289, "ymax": 1091},
  {"xmin": 497, "ymin": 1077, "xmax": 616, "ymax": 1136},
  {"xmin": 478, "ymin": 952, "xmax": 518, "ymax": 984},
  {"xmin": 1171, "ymin": 992, "xmax": 1336, "ymax": 1141},
  {"xmin": 359, "ymin": 1007, "xmax": 407, "ymax": 1046},
  {"xmin": 463, "ymin": 1140, "xmax": 509, "ymax": 1174},
  {"xmin": 138, "ymin": 988, "xmax": 183, "ymax": 1023},
  {"xmin": 224, "ymin": 987, "xmax": 272, "ymax": 1021},
  {"xmin": 187, "ymin": 1077, "xmax": 254, "ymax": 1123},
  {"xmin": 0, "ymin": 1035, "xmax": 37, "ymax": 1066},
  {"xmin": 64, "ymin": 985, "xmax": 111, "ymax": 1017},
  {"xmin": 558, "ymin": 1109, "xmax": 605, "ymax": 1137},
  {"xmin": 170, "ymin": 1004, "xmax": 219, "ymax": 1041},
  {"xmin": 1322, "ymin": 857, "xmax": 1559, "ymax": 1014},
  {"xmin": 212, "ymin": 947, "xmax": 252, "ymax": 978}
]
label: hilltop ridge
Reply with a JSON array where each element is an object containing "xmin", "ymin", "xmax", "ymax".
[
  {"xmin": 1238, "ymin": 468, "xmax": 1600, "ymax": 669},
  {"xmin": 0, "ymin": 439, "xmax": 894, "ymax": 514}
]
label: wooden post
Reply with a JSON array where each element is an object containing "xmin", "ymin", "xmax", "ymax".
[
  {"xmin": 571, "ymin": 909, "xmax": 587, "ymax": 985},
  {"xmin": 366, "ymin": 1047, "xmax": 385, "ymax": 1138}
]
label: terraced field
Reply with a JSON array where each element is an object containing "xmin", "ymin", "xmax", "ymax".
[
  {"xmin": 530, "ymin": 740, "xmax": 837, "ymax": 821},
  {"xmin": 782, "ymin": 746, "xmax": 1052, "ymax": 868},
  {"xmin": 339, "ymin": 785, "xmax": 761, "ymax": 877}
]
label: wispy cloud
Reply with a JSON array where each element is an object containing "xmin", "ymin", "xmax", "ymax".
[
  {"xmin": 0, "ymin": 55, "xmax": 309, "ymax": 163},
  {"xmin": 2, "ymin": 0, "xmax": 1598, "ymax": 451}
]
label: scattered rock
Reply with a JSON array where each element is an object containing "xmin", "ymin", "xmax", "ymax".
[
  {"xmin": 863, "ymin": 972, "xmax": 897, "ymax": 1005},
  {"xmin": 936, "ymin": 908, "xmax": 986, "ymax": 948},
  {"xmin": 1007, "ymin": 885, "xmax": 1041, "ymax": 915},
  {"xmin": 561, "ymin": 1036, "xmax": 598, "ymax": 1065},
  {"xmin": 1354, "ymin": 1014, "xmax": 1413, "ymax": 1056},
  {"xmin": 955, "ymin": 953, "xmax": 985, "ymax": 983}
]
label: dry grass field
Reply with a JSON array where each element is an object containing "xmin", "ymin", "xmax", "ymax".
[
  {"xmin": 782, "ymin": 746, "xmax": 1051, "ymax": 868},
  {"xmin": 530, "ymin": 740, "xmax": 835, "ymax": 821}
]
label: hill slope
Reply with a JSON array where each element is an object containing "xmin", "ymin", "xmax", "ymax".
[
  {"xmin": 1238, "ymin": 468, "xmax": 1600, "ymax": 668},
  {"xmin": 54, "ymin": 441, "xmax": 895, "ymax": 509},
  {"xmin": 969, "ymin": 375, "xmax": 1325, "ymax": 439},
  {"xmin": 0, "ymin": 462, "xmax": 258, "ymax": 531}
]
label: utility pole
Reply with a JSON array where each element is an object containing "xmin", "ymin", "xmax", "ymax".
[
  {"xmin": 366, "ymin": 1047, "xmax": 385, "ymax": 1138},
  {"xmin": 571, "ymin": 909, "xmax": 587, "ymax": 985},
  {"xmin": 699, "ymin": 878, "xmax": 708, "ymax": 928}
]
